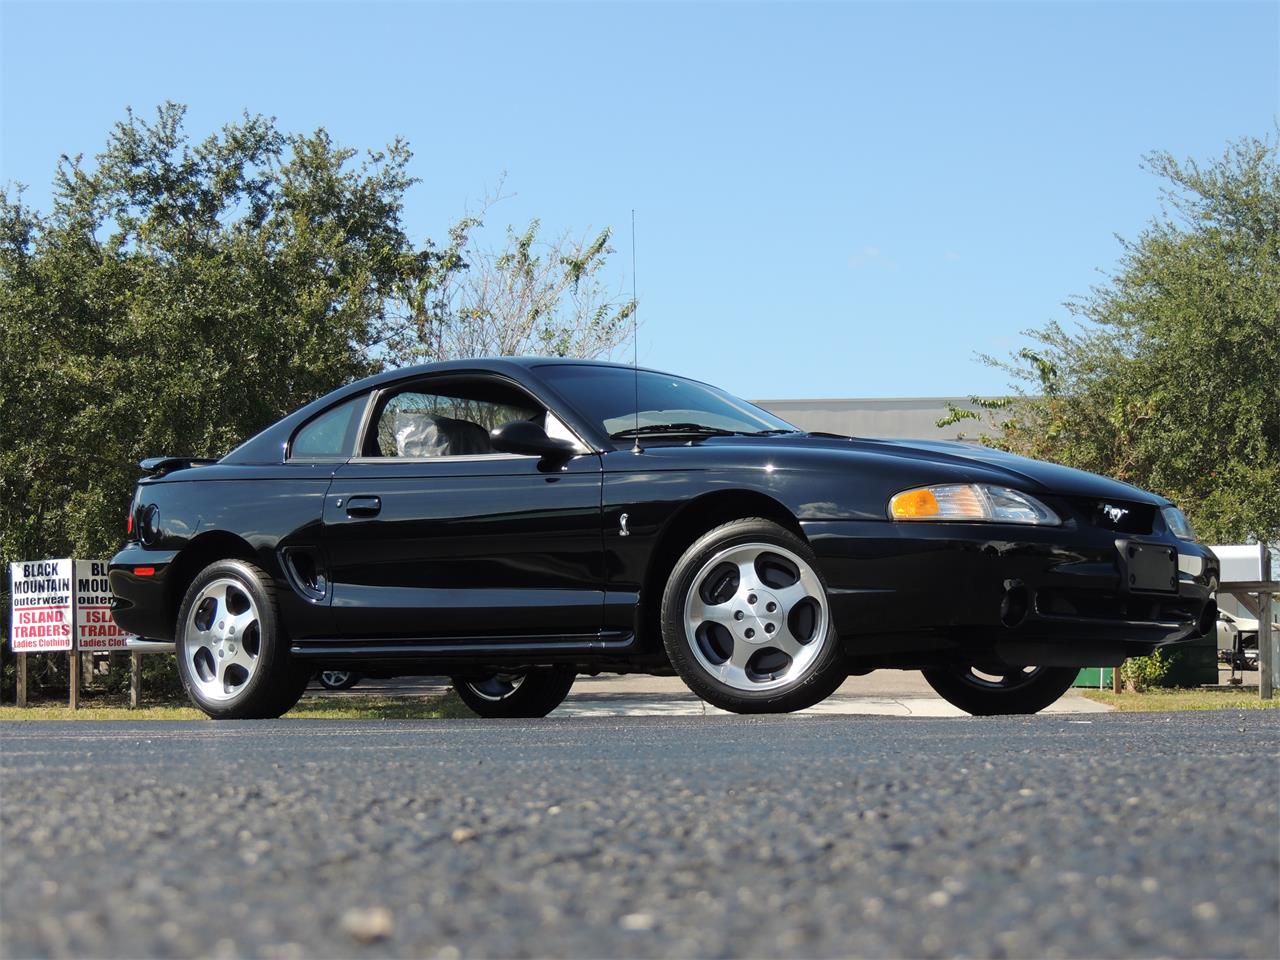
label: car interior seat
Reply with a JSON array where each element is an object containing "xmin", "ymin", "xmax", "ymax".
[{"xmin": 393, "ymin": 411, "xmax": 493, "ymax": 457}]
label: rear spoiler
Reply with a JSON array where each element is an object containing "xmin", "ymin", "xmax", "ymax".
[{"xmin": 139, "ymin": 456, "xmax": 219, "ymax": 478}]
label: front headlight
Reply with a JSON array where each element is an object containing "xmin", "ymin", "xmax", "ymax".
[
  {"xmin": 889, "ymin": 483, "xmax": 1060, "ymax": 525},
  {"xmin": 1161, "ymin": 506, "xmax": 1197, "ymax": 541}
]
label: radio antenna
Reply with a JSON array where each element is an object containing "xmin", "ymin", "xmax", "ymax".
[{"xmin": 631, "ymin": 209, "xmax": 641, "ymax": 454}]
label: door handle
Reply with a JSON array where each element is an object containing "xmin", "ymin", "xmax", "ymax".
[{"xmin": 345, "ymin": 495, "xmax": 381, "ymax": 518}]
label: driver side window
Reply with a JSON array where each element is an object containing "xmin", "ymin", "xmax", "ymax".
[{"xmin": 366, "ymin": 379, "xmax": 545, "ymax": 459}]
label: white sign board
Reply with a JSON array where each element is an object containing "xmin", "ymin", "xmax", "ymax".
[
  {"xmin": 1210, "ymin": 543, "xmax": 1268, "ymax": 582},
  {"xmin": 1211, "ymin": 544, "xmax": 1269, "ymax": 619},
  {"xmin": 74, "ymin": 560, "xmax": 131, "ymax": 651},
  {"xmin": 9, "ymin": 559, "xmax": 75, "ymax": 652}
]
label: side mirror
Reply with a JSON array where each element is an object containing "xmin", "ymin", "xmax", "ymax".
[{"xmin": 490, "ymin": 420, "xmax": 577, "ymax": 463}]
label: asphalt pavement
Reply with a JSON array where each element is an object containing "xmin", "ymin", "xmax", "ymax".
[{"xmin": 1, "ymin": 712, "xmax": 1277, "ymax": 959}]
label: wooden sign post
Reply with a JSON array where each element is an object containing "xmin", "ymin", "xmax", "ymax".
[
  {"xmin": 69, "ymin": 651, "xmax": 80, "ymax": 709},
  {"xmin": 130, "ymin": 651, "xmax": 142, "ymax": 708}
]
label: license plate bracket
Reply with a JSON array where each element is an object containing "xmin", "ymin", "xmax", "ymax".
[{"xmin": 1119, "ymin": 540, "xmax": 1178, "ymax": 594}]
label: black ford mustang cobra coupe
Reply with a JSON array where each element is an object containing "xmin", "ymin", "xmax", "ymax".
[{"xmin": 109, "ymin": 358, "xmax": 1219, "ymax": 719}]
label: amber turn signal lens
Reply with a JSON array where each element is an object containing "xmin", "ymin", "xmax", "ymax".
[{"xmin": 890, "ymin": 488, "xmax": 940, "ymax": 518}]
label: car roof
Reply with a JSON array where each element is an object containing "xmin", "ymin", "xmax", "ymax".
[{"xmin": 351, "ymin": 356, "xmax": 670, "ymax": 389}]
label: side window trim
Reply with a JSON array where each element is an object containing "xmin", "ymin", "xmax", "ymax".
[
  {"xmin": 348, "ymin": 452, "xmax": 534, "ymax": 465},
  {"xmin": 350, "ymin": 388, "xmax": 379, "ymax": 460}
]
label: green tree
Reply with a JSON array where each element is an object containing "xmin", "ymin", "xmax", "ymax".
[
  {"xmin": 0, "ymin": 104, "xmax": 433, "ymax": 570},
  {"xmin": 403, "ymin": 178, "xmax": 635, "ymax": 362},
  {"xmin": 945, "ymin": 134, "xmax": 1279, "ymax": 545},
  {"xmin": 0, "ymin": 103, "xmax": 634, "ymax": 699},
  {"xmin": 426, "ymin": 218, "xmax": 635, "ymax": 360}
]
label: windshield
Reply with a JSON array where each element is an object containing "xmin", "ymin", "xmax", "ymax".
[{"xmin": 536, "ymin": 364, "xmax": 798, "ymax": 440}]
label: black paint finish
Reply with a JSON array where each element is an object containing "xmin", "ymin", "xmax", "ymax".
[
  {"xmin": 324, "ymin": 453, "xmax": 605, "ymax": 639},
  {"xmin": 109, "ymin": 358, "xmax": 1219, "ymax": 675}
]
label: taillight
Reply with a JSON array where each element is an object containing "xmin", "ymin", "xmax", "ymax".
[{"xmin": 126, "ymin": 489, "xmax": 140, "ymax": 539}]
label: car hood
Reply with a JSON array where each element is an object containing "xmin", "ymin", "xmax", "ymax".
[{"xmin": 774, "ymin": 434, "xmax": 1169, "ymax": 505}]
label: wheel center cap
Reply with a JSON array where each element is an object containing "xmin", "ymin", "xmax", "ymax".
[{"xmin": 736, "ymin": 589, "xmax": 783, "ymax": 644}]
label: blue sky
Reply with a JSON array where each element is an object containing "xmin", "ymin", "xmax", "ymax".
[{"xmin": 2, "ymin": 0, "xmax": 1276, "ymax": 400}]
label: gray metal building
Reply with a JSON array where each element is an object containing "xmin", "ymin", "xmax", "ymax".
[{"xmin": 754, "ymin": 397, "xmax": 994, "ymax": 441}]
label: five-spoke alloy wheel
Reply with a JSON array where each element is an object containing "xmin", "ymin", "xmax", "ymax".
[
  {"xmin": 185, "ymin": 578, "xmax": 263, "ymax": 702},
  {"xmin": 175, "ymin": 560, "xmax": 309, "ymax": 719},
  {"xmin": 662, "ymin": 519, "xmax": 846, "ymax": 713},
  {"xmin": 317, "ymin": 669, "xmax": 362, "ymax": 691}
]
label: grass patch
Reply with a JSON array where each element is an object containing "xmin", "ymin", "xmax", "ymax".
[
  {"xmin": 0, "ymin": 702, "xmax": 206, "ymax": 721},
  {"xmin": 1081, "ymin": 689, "xmax": 1279, "ymax": 712},
  {"xmin": 0, "ymin": 692, "xmax": 476, "ymax": 721},
  {"xmin": 292, "ymin": 693, "xmax": 476, "ymax": 720}
]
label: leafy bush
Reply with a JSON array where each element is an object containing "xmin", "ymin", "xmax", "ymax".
[
  {"xmin": 100, "ymin": 653, "xmax": 185, "ymax": 701},
  {"xmin": 0, "ymin": 643, "xmax": 73, "ymax": 701},
  {"xmin": 1, "ymin": 639, "xmax": 184, "ymax": 704},
  {"xmin": 1119, "ymin": 650, "xmax": 1172, "ymax": 692}
]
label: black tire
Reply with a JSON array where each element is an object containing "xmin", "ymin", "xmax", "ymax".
[
  {"xmin": 317, "ymin": 669, "xmax": 361, "ymax": 691},
  {"xmin": 451, "ymin": 667, "xmax": 576, "ymax": 718},
  {"xmin": 921, "ymin": 664, "xmax": 1079, "ymax": 716},
  {"xmin": 174, "ymin": 559, "xmax": 310, "ymax": 719},
  {"xmin": 660, "ymin": 518, "xmax": 846, "ymax": 714}
]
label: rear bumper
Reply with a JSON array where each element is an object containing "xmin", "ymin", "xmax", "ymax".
[
  {"xmin": 802, "ymin": 520, "xmax": 1218, "ymax": 668},
  {"xmin": 108, "ymin": 545, "xmax": 179, "ymax": 641}
]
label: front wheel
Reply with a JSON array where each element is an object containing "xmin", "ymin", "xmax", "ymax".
[
  {"xmin": 661, "ymin": 518, "xmax": 846, "ymax": 714},
  {"xmin": 921, "ymin": 664, "xmax": 1079, "ymax": 716},
  {"xmin": 451, "ymin": 667, "xmax": 576, "ymax": 718},
  {"xmin": 175, "ymin": 559, "xmax": 310, "ymax": 719}
]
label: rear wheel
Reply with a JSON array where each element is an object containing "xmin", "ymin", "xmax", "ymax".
[
  {"xmin": 921, "ymin": 664, "xmax": 1078, "ymax": 715},
  {"xmin": 317, "ymin": 669, "xmax": 361, "ymax": 691},
  {"xmin": 661, "ymin": 518, "xmax": 846, "ymax": 714},
  {"xmin": 175, "ymin": 560, "xmax": 310, "ymax": 719},
  {"xmin": 451, "ymin": 667, "xmax": 576, "ymax": 718}
]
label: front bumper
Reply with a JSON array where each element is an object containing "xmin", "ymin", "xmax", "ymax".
[{"xmin": 802, "ymin": 520, "xmax": 1218, "ymax": 667}]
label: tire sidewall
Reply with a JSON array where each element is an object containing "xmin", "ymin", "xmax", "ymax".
[
  {"xmin": 452, "ymin": 666, "xmax": 576, "ymax": 718},
  {"xmin": 175, "ymin": 559, "xmax": 291, "ymax": 719},
  {"xmin": 661, "ymin": 519, "xmax": 845, "ymax": 713},
  {"xmin": 921, "ymin": 665, "xmax": 1079, "ymax": 716}
]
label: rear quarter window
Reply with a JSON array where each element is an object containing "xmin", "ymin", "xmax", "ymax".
[{"xmin": 290, "ymin": 395, "xmax": 365, "ymax": 459}]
